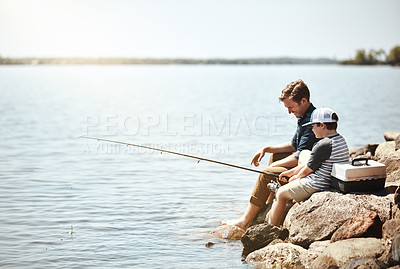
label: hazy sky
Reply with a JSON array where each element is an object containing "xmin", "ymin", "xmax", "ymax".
[{"xmin": 0, "ymin": 0, "xmax": 399, "ymax": 59}]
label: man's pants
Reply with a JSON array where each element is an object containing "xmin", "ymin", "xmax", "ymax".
[{"xmin": 249, "ymin": 152, "xmax": 293, "ymax": 207}]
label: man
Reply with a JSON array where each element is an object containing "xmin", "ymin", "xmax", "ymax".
[
  {"xmin": 222, "ymin": 79, "xmax": 319, "ymax": 231},
  {"xmin": 269, "ymin": 107, "xmax": 349, "ymax": 226}
]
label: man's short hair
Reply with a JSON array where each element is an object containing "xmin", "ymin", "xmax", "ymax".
[{"xmin": 279, "ymin": 80, "xmax": 310, "ymax": 103}]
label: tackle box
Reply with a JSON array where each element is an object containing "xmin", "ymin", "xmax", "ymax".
[{"xmin": 330, "ymin": 158, "xmax": 386, "ymax": 193}]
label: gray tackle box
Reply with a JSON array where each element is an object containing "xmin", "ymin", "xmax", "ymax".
[{"xmin": 330, "ymin": 158, "xmax": 386, "ymax": 193}]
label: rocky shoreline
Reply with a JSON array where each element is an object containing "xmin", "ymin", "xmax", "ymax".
[{"xmin": 211, "ymin": 132, "xmax": 400, "ymax": 268}]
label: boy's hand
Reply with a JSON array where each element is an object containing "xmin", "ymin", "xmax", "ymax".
[
  {"xmin": 280, "ymin": 176, "xmax": 290, "ymax": 183},
  {"xmin": 279, "ymin": 171, "xmax": 291, "ymax": 182}
]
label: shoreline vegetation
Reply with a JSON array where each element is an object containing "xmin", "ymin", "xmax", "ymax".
[
  {"xmin": 0, "ymin": 45, "xmax": 398, "ymax": 66},
  {"xmin": 341, "ymin": 45, "xmax": 400, "ymax": 66}
]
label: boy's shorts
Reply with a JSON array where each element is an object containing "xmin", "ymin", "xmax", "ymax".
[{"xmin": 280, "ymin": 179, "xmax": 317, "ymax": 202}]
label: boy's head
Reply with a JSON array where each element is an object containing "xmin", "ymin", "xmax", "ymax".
[{"xmin": 303, "ymin": 107, "xmax": 339, "ymax": 137}]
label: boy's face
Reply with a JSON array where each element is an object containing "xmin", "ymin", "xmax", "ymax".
[
  {"xmin": 312, "ymin": 123, "xmax": 324, "ymax": 138},
  {"xmin": 282, "ymin": 98, "xmax": 308, "ymax": 119}
]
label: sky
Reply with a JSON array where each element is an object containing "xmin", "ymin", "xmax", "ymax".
[{"xmin": 0, "ymin": 0, "xmax": 399, "ymax": 60}]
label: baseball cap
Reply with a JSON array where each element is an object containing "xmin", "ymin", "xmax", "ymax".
[{"xmin": 303, "ymin": 107, "xmax": 338, "ymax": 126}]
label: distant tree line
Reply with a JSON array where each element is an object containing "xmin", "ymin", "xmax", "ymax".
[
  {"xmin": 0, "ymin": 56, "xmax": 337, "ymax": 65},
  {"xmin": 341, "ymin": 45, "xmax": 400, "ymax": 66}
]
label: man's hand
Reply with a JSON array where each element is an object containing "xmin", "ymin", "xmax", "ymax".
[{"xmin": 251, "ymin": 148, "xmax": 266, "ymax": 167}]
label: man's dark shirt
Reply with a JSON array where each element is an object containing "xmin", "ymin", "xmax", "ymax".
[{"xmin": 291, "ymin": 103, "xmax": 320, "ymax": 159}]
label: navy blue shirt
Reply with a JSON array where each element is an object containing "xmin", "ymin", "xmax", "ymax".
[{"xmin": 291, "ymin": 103, "xmax": 320, "ymax": 159}]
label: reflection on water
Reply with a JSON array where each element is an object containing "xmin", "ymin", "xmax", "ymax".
[{"xmin": 0, "ymin": 65, "xmax": 399, "ymax": 268}]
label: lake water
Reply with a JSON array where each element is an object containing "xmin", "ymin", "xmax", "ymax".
[{"xmin": 1, "ymin": 65, "xmax": 399, "ymax": 268}]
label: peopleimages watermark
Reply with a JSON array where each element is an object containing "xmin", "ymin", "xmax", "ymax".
[
  {"xmin": 81, "ymin": 113, "xmax": 296, "ymax": 155},
  {"xmin": 83, "ymin": 113, "xmax": 295, "ymax": 137}
]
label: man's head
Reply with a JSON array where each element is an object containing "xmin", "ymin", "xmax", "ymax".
[{"xmin": 279, "ymin": 80, "xmax": 311, "ymax": 118}]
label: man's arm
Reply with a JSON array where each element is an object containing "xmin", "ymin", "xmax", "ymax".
[
  {"xmin": 251, "ymin": 141, "xmax": 296, "ymax": 167},
  {"xmin": 269, "ymin": 153, "xmax": 298, "ymax": 168}
]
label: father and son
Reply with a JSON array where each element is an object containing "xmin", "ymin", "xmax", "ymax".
[{"xmin": 222, "ymin": 79, "xmax": 350, "ymax": 231}]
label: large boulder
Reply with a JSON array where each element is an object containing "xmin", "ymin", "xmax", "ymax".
[
  {"xmin": 349, "ymin": 143, "xmax": 378, "ymax": 159},
  {"xmin": 310, "ymin": 256, "xmax": 338, "ymax": 268},
  {"xmin": 299, "ymin": 240, "xmax": 331, "ymax": 268},
  {"xmin": 384, "ymin": 132, "xmax": 400, "ymax": 142},
  {"xmin": 241, "ymin": 223, "xmax": 288, "ymax": 256},
  {"xmin": 341, "ymin": 258, "xmax": 382, "ymax": 269},
  {"xmin": 245, "ymin": 242, "xmax": 306, "ymax": 268},
  {"xmin": 316, "ymin": 238, "xmax": 386, "ymax": 267},
  {"xmin": 393, "ymin": 234, "xmax": 400, "ymax": 263},
  {"xmin": 375, "ymin": 141, "xmax": 397, "ymax": 159},
  {"xmin": 377, "ymin": 152, "xmax": 400, "ymax": 184},
  {"xmin": 330, "ymin": 211, "xmax": 382, "ymax": 242},
  {"xmin": 383, "ymin": 219, "xmax": 400, "ymax": 241},
  {"xmin": 288, "ymin": 191, "xmax": 397, "ymax": 248},
  {"xmin": 210, "ymin": 225, "xmax": 245, "ymax": 240}
]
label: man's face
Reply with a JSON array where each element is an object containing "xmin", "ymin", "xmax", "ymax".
[{"xmin": 282, "ymin": 98, "xmax": 309, "ymax": 118}]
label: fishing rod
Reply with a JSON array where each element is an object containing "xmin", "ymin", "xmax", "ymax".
[{"xmin": 78, "ymin": 136, "xmax": 284, "ymax": 187}]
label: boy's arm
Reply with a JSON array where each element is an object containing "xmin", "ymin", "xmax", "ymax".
[
  {"xmin": 279, "ymin": 162, "xmax": 307, "ymax": 181},
  {"xmin": 288, "ymin": 165, "xmax": 314, "ymax": 182},
  {"xmin": 286, "ymin": 138, "xmax": 332, "ymax": 182}
]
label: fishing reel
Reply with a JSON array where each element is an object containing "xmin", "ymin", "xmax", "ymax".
[{"xmin": 267, "ymin": 181, "xmax": 280, "ymax": 192}]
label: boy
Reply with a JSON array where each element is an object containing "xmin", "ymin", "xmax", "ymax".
[{"xmin": 268, "ymin": 107, "xmax": 349, "ymax": 226}]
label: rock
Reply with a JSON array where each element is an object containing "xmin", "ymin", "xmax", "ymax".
[
  {"xmin": 268, "ymin": 238, "xmax": 285, "ymax": 246},
  {"xmin": 396, "ymin": 186, "xmax": 400, "ymax": 208},
  {"xmin": 288, "ymin": 191, "xmax": 398, "ymax": 248},
  {"xmin": 210, "ymin": 225, "xmax": 245, "ymax": 240},
  {"xmin": 396, "ymin": 135, "xmax": 400, "ymax": 151},
  {"xmin": 319, "ymin": 238, "xmax": 386, "ymax": 267},
  {"xmin": 330, "ymin": 211, "xmax": 382, "ymax": 242},
  {"xmin": 205, "ymin": 242, "xmax": 215, "ymax": 248},
  {"xmin": 341, "ymin": 257, "xmax": 381, "ymax": 269},
  {"xmin": 377, "ymin": 152, "xmax": 400, "ymax": 184},
  {"xmin": 378, "ymin": 246, "xmax": 396, "ymax": 268},
  {"xmin": 349, "ymin": 143, "xmax": 379, "ymax": 159},
  {"xmin": 393, "ymin": 234, "xmax": 400, "ymax": 263},
  {"xmin": 310, "ymin": 256, "xmax": 338, "ymax": 269},
  {"xmin": 384, "ymin": 132, "xmax": 400, "ymax": 142},
  {"xmin": 375, "ymin": 141, "xmax": 396, "ymax": 159},
  {"xmin": 245, "ymin": 242, "xmax": 306, "ymax": 268},
  {"xmin": 383, "ymin": 219, "xmax": 400, "ymax": 241},
  {"xmin": 241, "ymin": 223, "xmax": 288, "ymax": 256},
  {"xmin": 299, "ymin": 240, "xmax": 330, "ymax": 268}
]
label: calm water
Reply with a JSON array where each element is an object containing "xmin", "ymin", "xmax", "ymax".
[{"xmin": 1, "ymin": 65, "xmax": 399, "ymax": 268}]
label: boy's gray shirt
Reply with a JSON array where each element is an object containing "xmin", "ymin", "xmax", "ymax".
[{"xmin": 301, "ymin": 133, "xmax": 349, "ymax": 190}]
